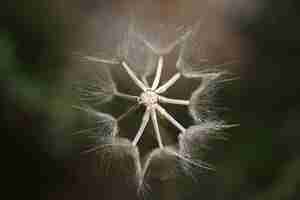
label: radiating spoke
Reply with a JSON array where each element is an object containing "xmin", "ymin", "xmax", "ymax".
[
  {"xmin": 83, "ymin": 56, "xmax": 120, "ymax": 65},
  {"xmin": 155, "ymin": 73, "xmax": 181, "ymax": 94},
  {"xmin": 151, "ymin": 56, "xmax": 164, "ymax": 90},
  {"xmin": 122, "ymin": 61, "xmax": 147, "ymax": 91},
  {"xmin": 132, "ymin": 108, "xmax": 150, "ymax": 146},
  {"xmin": 142, "ymin": 76, "xmax": 150, "ymax": 87},
  {"xmin": 155, "ymin": 104, "xmax": 186, "ymax": 133},
  {"xmin": 159, "ymin": 96, "xmax": 190, "ymax": 106},
  {"xmin": 115, "ymin": 91, "xmax": 139, "ymax": 102},
  {"xmin": 151, "ymin": 108, "xmax": 164, "ymax": 149}
]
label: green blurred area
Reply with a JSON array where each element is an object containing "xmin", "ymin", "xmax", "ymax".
[{"xmin": 1, "ymin": 0, "xmax": 300, "ymax": 200}]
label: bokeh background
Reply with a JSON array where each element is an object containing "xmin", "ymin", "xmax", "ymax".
[{"xmin": 1, "ymin": 0, "xmax": 300, "ymax": 199}]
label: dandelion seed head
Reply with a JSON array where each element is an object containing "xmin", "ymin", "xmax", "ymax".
[{"xmin": 74, "ymin": 16, "xmax": 238, "ymax": 193}]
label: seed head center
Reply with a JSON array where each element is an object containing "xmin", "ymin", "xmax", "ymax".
[{"xmin": 139, "ymin": 90, "xmax": 158, "ymax": 107}]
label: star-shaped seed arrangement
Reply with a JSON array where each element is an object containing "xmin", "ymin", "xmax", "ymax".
[
  {"xmin": 119, "ymin": 56, "xmax": 188, "ymax": 148},
  {"xmin": 73, "ymin": 23, "xmax": 239, "ymax": 193},
  {"xmin": 80, "ymin": 55, "xmax": 190, "ymax": 148},
  {"xmin": 75, "ymin": 52, "xmax": 216, "ymax": 189},
  {"xmin": 81, "ymin": 53, "xmax": 195, "ymax": 149}
]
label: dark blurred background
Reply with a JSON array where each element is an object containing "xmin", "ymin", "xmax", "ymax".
[{"xmin": 1, "ymin": 0, "xmax": 300, "ymax": 199}]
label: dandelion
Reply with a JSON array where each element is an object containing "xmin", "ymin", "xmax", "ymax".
[
  {"xmin": 82, "ymin": 54, "xmax": 192, "ymax": 148},
  {"xmin": 73, "ymin": 21, "xmax": 237, "ymax": 196}
]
